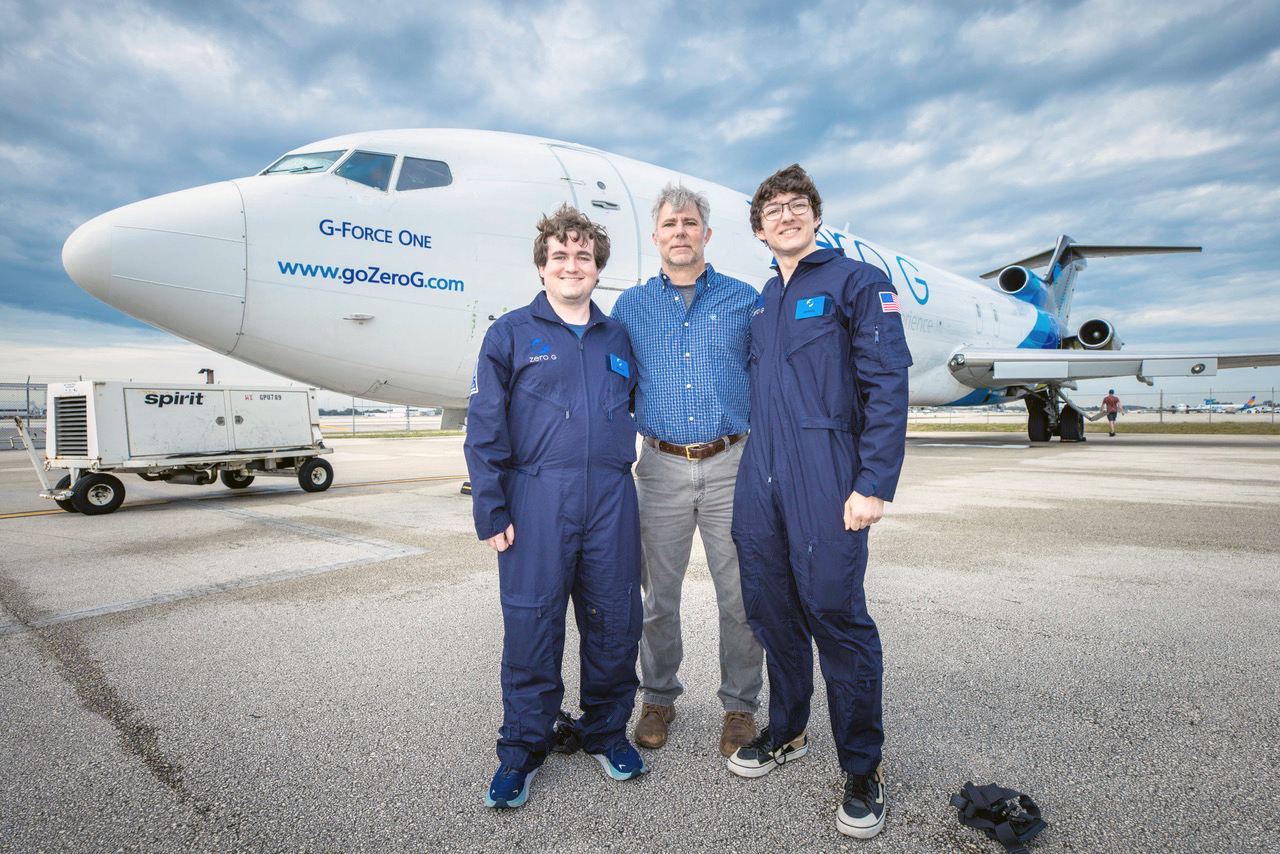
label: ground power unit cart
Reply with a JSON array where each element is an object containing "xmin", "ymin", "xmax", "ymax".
[{"xmin": 17, "ymin": 380, "xmax": 335, "ymax": 515}]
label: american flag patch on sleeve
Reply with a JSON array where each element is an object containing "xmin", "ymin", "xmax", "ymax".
[{"xmin": 878, "ymin": 292, "xmax": 901, "ymax": 314}]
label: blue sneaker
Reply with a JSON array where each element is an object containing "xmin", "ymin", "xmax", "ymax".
[
  {"xmin": 590, "ymin": 740, "xmax": 647, "ymax": 781},
  {"xmin": 485, "ymin": 765, "xmax": 537, "ymax": 808}
]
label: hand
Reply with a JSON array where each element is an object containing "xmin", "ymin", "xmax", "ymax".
[
  {"xmin": 843, "ymin": 491, "xmax": 884, "ymax": 531},
  {"xmin": 487, "ymin": 524, "xmax": 515, "ymax": 552}
]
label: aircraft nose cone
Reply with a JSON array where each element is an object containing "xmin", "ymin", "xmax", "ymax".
[
  {"xmin": 62, "ymin": 213, "xmax": 113, "ymax": 301},
  {"xmin": 60, "ymin": 181, "xmax": 249, "ymax": 354}
]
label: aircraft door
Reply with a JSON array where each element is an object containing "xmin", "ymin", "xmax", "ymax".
[{"xmin": 549, "ymin": 146, "xmax": 641, "ymax": 296}]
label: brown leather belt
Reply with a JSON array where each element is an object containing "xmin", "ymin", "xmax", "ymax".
[{"xmin": 645, "ymin": 432, "xmax": 747, "ymax": 461}]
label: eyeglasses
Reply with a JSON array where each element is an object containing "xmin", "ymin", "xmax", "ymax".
[{"xmin": 761, "ymin": 199, "xmax": 811, "ymax": 221}]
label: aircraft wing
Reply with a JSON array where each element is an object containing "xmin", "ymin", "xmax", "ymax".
[{"xmin": 948, "ymin": 349, "xmax": 1280, "ymax": 389}]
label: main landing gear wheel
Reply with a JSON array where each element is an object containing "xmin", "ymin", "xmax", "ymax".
[
  {"xmin": 54, "ymin": 475, "xmax": 80, "ymax": 513},
  {"xmin": 71, "ymin": 473, "xmax": 126, "ymax": 515},
  {"xmin": 220, "ymin": 470, "xmax": 256, "ymax": 489},
  {"xmin": 1026, "ymin": 398, "xmax": 1051, "ymax": 443},
  {"xmin": 297, "ymin": 458, "xmax": 334, "ymax": 493},
  {"xmin": 1059, "ymin": 408, "xmax": 1085, "ymax": 442}
]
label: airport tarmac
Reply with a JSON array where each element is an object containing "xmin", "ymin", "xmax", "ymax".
[{"xmin": 0, "ymin": 433, "xmax": 1276, "ymax": 852}]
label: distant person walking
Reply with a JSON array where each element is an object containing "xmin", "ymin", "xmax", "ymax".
[{"xmin": 1102, "ymin": 390, "xmax": 1124, "ymax": 436}]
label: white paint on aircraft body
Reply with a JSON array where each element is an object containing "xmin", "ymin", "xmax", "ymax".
[{"xmin": 63, "ymin": 129, "xmax": 1220, "ymax": 412}]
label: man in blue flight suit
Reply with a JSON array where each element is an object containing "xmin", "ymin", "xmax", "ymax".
[
  {"xmin": 465, "ymin": 204, "xmax": 647, "ymax": 810},
  {"xmin": 727, "ymin": 165, "xmax": 911, "ymax": 840}
]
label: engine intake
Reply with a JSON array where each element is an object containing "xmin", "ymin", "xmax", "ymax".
[
  {"xmin": 996, "ymin": 266, "xmax": 1050, "ymax": 309},
  {"xmin": 1075, "ymin": 318, "xmax": 1122, "ymax": 350}
]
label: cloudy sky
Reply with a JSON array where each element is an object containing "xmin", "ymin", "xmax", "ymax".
[{"xmin": 3, "ymin": 0, "xmax": 1279, "ymax": 407}]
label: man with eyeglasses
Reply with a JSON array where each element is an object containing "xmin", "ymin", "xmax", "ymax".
[
  {"xmin": 727, "ymin": 165, "xmax": 911, "ymax": 840},
  {"xmin": 611, "ymin": 184, "xmax": 764, "ymax": 759}
]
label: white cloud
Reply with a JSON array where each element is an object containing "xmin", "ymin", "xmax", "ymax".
[{"xmin": 0, "ymin": 308, "xmax": 295, "ymax": 387}]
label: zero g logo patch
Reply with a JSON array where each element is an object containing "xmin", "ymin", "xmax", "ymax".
[{"xmin": 529, "ymin": 337, "xmax": 557, "ymax": 363}]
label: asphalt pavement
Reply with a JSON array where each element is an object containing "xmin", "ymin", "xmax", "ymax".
[{"xmin": 1, "ymin": 433, "xmax": 1276, "ymax": 852}]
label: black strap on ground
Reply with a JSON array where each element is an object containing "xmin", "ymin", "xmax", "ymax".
[
  {"xmin": 949, "ymin": 781, "xmax": 1048, "ymax": 854},
  {"xmin": 550, "ymin": 709, "xmax": 581, "ymax": 755}
]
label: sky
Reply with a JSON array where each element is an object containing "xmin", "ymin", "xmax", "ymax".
[{"xmin": 2, "ymin": 0, "xmax": 1279, "ymax": 409}]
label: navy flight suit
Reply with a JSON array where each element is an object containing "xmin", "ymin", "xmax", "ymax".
[
  {"xmin": 731, "ymin": 247, "xmax": 911, "ymax": 776},
  {"xmin": 464, "ymin": 291, "xmax": 642, "ymax": 774}
]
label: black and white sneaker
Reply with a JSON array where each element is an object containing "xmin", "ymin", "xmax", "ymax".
[
  {"xmin": 726, "ymin": 727, "xmax": 807, "ymax": 778},
  {"xmin": 836, "ymin": 764, "xmax": 885, "ymax": 838}
]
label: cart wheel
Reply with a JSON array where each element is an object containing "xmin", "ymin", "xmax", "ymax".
[
  {"xmin": 54, "ymin": 475, "xmax": 80, "ymax": 513},
  {"xmin": 220, "ymin": 470, "xmax": 256, "ymax": 489},
  {"xmin": 297, "ymin": 458, "xmax": 334, "ymax": 493},
  {"xmin": 71, "ymin": 473, "xmax": 126, "ymax": 515}
]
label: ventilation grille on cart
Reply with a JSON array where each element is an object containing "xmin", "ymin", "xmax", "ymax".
[{"xmin": 55, "ymin": 396, "xmax": 89, "ymax": 456}]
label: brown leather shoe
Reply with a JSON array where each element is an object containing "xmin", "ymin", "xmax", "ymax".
[
  {"xmin": 633, "ymin": 703, "xmax": 675, "ymax": 749},
  {"xmin": 720, "ymin": 711, "xmax": 756, "ymax": 757}
]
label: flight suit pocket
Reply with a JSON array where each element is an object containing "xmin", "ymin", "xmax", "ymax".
[
  {"xmin": 515, "ymin": 377, "xmax": 571, "ymax": 413},
  {"xmin": 794, "ymin": 535, "xmax": 866, "ymax": 615},
  {"xmin": 598, "ymin": 389, "xmax": 636, "ymax": 467},
  {"xmin": 785, "ymin": 318, "xmax": 839, "ymax": 359},
  {"xmin": 498, "ymin": 590, "xmax": 557, "ymax": 672},
  {"xmin": 856, "ymin": 322, "xmax": 912, "ymax": 370},
  {"xmin": 579, "ymin": 585, "xmax": 636, "ymax": 659}
]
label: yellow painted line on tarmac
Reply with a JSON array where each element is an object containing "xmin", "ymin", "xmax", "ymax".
[{"xmin": 0, "ymin": 474, "xmax": 468, "ymax": 520}]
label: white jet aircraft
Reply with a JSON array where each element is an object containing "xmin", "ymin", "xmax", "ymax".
[{"xmin": 61, "ymin": 129, "xmax": 1280, "ymax": 441}]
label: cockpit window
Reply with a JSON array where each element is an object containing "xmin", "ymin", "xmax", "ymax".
[
  {"xmin": 397, "ymin": 158, "xmax": 453, "ymax": 191},
  {"xmin": 335, "ymin": 151, "xmax": 394, "ymax": 191},
  {"xmin": 262, "ymin": 150, "xmax": 345, "ymax": 175}
]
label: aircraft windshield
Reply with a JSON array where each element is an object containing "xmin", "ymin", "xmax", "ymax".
[
  {"xmin": 397, "ymin": 157, "xmax": 452, "ymax": 191},
  {"xmin": 336, "ymin": 151, "xmax": 395, "ymax": 191},
  {"xmin": 261, "ymin": 150, "xmax": 345, "ymax": 175}
]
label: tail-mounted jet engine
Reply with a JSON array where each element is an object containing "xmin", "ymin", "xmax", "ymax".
[
  {"xmin": 996, "ymin": 266, "xmax": 1050, "ymax": 310},
  {"xmin": 1074, "ymin": 318, "xmax": 1122, "ymax": 350}
]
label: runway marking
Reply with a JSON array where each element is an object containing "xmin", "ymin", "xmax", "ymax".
[
  {"xmin": 0, "ymin": 474, "xmax": 468, "ymax": 520},
  {"xmin": 913, "ymin": 442, "xmax": 1029, "ymax": 449},
  {"xmin": 0, "ymin": 504, "xmax": 426, "ymax": 633}
]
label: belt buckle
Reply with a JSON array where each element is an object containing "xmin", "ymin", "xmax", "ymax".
[{"xmin": 684, "ymin": 443, "xmax": 698, "ymax": 460}]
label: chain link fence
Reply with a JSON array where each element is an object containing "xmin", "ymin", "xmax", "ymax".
[
  {"xmin": 0, "ymin": 376, "xmax": 81, "ymax": 450},
  {"xmin": 908, "ymin": 385, "xmax": 1278, "ymax": 426}
]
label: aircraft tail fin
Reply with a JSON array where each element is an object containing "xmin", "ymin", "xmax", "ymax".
[{"xmin": 979, "ymin": 236, "xmax": 1201, "ymax": 323}]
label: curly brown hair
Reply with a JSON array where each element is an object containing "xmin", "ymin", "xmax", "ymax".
[
  {"xmin": 749, "ymin": 164, "xmax": 823, "ymax": 234},
  {"xmin": 533, "ymin": 203, "xmax": 611, "ymax": 270}
]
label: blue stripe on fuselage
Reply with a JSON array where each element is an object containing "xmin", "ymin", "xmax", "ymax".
[
  {"xmin": 943, "ymin": 310, "xmax": 1063, "ymax": 406},
  {"xmin": 1019, "ymin": 309, "xmax": 1062, "ymax": 350},
  {"xmin": 945, "ymin": 388, "xmax": 1004, "ymax": 406}
]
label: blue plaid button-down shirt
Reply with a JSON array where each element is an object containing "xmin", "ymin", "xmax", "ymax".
[{"xmin": 610, "ymin": 263, "xmax": 757, "ymax": 445}]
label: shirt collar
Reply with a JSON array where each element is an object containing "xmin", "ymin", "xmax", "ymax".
[
  {"xmin": 531, "ymin": 290, "xmax": 607, "ymax": 327},
  {"xmin": 770, "ymin": 247, "xmax": 844, "ymax": 275},
  {"xmin": 657, "ymin": 262, "xmax": 717, "ymax": 291}
]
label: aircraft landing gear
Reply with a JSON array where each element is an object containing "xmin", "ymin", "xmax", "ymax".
[
  {"xmin": 1026, "ymin": 396, "xmax": 1051, "ymax": 442},
  {"xmin": 1058, "ymin": 407, "xmax": 1085, "ymax": 442},
  {"xmin": 1024, "ymin": 389, "xmax": 1086, "ymax": 443}
]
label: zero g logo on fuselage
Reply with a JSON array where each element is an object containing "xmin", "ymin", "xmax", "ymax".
[
  {"xmin": 528, "ymin": 337, "xmax": 557, "ymax": 363},
  {"xmin": 817, "ymin": 228, "xmax": 930, "ymax": 306},
  {"xmin": 143, "ymin": 392, "xmax": 206, "ymax": 408}
]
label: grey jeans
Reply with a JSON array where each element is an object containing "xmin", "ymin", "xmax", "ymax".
[{"xmin": 634, "ymin": 436, "xmax": 763, "ymax": 713}]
